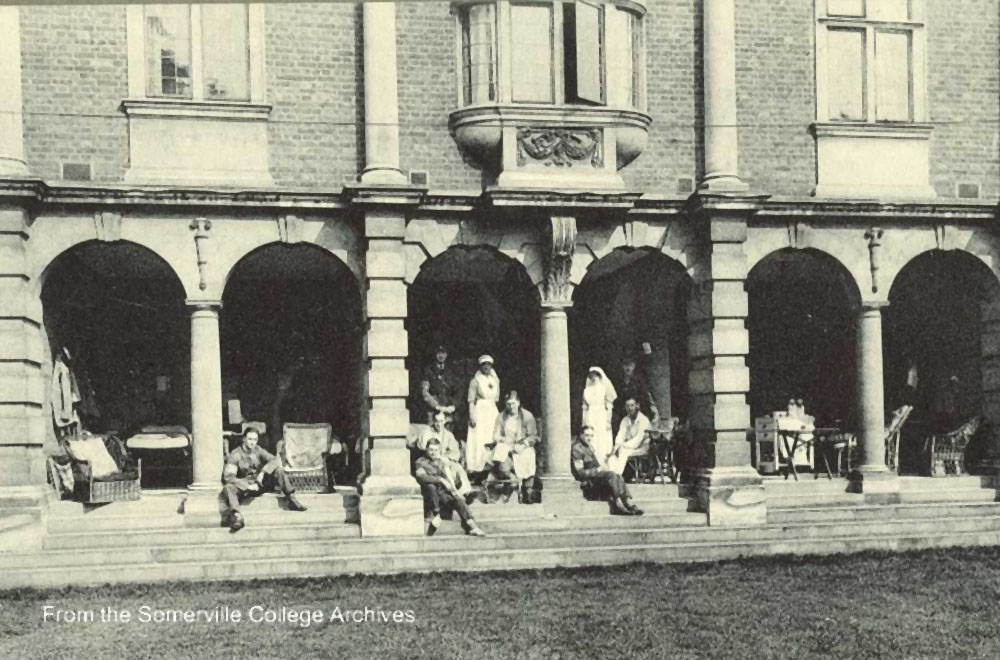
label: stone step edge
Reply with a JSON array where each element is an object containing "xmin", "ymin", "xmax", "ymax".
[
  {"xmin": 770, "ymin": 500, "xmax": 1000, "ymax": 514},
  {"xmin": 44, "ymin": 510, "xmax": 702, "ymax": 537},
  {"xmin": 45, "ymin": 521, "xmax": 360, "ymax": 541},
  {"xmin": 22, "ymin": 512, "xmax": 1000, "ymax": 568},
  {"xmin": 7, "ymin": 526, "xmax": 1000, "ymax": 585}
]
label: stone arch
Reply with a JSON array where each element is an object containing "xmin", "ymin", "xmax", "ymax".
[
  {"xmin": 403, "ymin": 217, "xmax": 543, "ymax": 289},
  {"xmin": 883, "ymin": 230, "xmax": 1000, "ymax": 299},
  {"xmin": 884, "ymin": 249, "xmax": 1000, "ymax": 472},
  {"xmin": 407, "ymin": 243, "xmax": 541, "ymax": 427},
  {"xmin": 746, "ymin": 234, "xmax": 866, "ymax": 306},
  {"xmin": 746, "ymin": 247, "xmax": 862, "ymax": 426},
  {"xmin": 39, "ymin": 240, "xmax": 191, "ymax": 461},
  {"xmin": 570, "ymin": 246, "xmax": 693, "ymax": 433},
  {"xmin": 220, "ymin": 241, "xmax": 365, "ymax": 454},
  {"xmin": 217, "ymin": 221, "xmax": 364, "ymax": 302}
]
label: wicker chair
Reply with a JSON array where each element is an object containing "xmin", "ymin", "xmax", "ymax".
[
  {"xmin": 884, "ymin": 405, "xmax": 914, "ymax": 474},
  {"xmin": 924, "ymin": 416, "xmax": 981, "ymax": 477},
  {"xmin": 63, "ymin": 432, "xmax": 141, "ymax": 503},
  {"xmin": 278, "ymin": 423, "xmax": 334, "ymax": 493}
]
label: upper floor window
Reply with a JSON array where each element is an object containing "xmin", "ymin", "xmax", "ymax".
[
  {"xmin": 816, "ymin": 0, "xmax": 926, "ymax": 123},
  {"xmin": 127, "ymin": 3, "xmax": 265, "ymax": 104},
  {"xmin": 455, "ymin": 0, "xmax": 645, "ymax": 110}
]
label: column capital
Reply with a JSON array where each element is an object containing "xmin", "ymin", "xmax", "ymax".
[
  {"xmin": 540, "ymin": 302, "xmax": 572, "ymax": 314},
  {"xmin": 186, "ymin": 299, "xmax": 223, "ymax": 313},
  {"xmin": 540, "ymin": 215, "xmax": 577, "ymax": 307},
  {"xmin": 858, "ymin": 300, "xmax": 890, "ymax": 314}
]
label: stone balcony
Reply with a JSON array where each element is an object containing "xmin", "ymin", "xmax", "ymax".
[{"xmin": 449, "ymin": 103, "xmax": 652, "ymax": 191}]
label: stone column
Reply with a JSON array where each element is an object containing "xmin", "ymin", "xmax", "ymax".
[
  {"xmin": 0, "ymin": 7, "xmax": 29, "ymax": 176},
  {"xmin": 700, "ymin": 0, "xmax": 746, "ymax": 192},
  {"xmin": 538, "ymin": 216, "xmax": 577, "ymax": 487},
  {"xmin": 687, "ymin": 196, "xmax": 763, "ymax": 525},
  {"xmin": 849, "ymin": 301, "xmax": 897, "ymax": 498},
  {"xmin": 540, "ymin": 305, "xmax": 572, "ymax": 479},
  {"xmin": 360, "ymin": 2, "xmax": 406, "ymax": 184},
  {"xmin": 0, "ymin": 205, "xmax": 46, "ymax": 549},
  {"xmin": 359, "ymin": 208, "xmax": 423, "ymax": 536},
  {"xmin": 184, "ymin": 300, "xmax": 225, "ymax": 526}
]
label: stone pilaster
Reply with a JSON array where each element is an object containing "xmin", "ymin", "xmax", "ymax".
[
  {"xmin": 0, "ymin": 7, "xmax": 29, "ymax": 176},
  {"xmin": 0, "ymin": 205, "xmax": 47, "ymax": 550},
  {"xmin": 848, "ymin": 301, "xmax": 898, "ymax": 500},
  {"xmin": 359, "ymin": 208, "xmax": 422, "ymax": 536},
  {"xmin": 184, "ymin": 300, "xmax": 225, "ymax": 526},
  {"xmin": 977, "ymin": 299, "xmax": 1000, "ymax": 473},
  {"xmin": 687, "ymin": 196, "xmax": 763, "ymax": 526},
  {"xmin": 360, "ymin": 2, "xmax": 406, "ymax": 184},
  {"xmin": 538, "ymin": 216, "xmax": 576, "ymax": 486},
  {"xmin": 700, "ymin": 0, "xmax": 746, "ymax": 193}
]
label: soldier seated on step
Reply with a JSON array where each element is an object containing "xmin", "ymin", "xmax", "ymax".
[
  {"xmin": 414, "ymin": 439, "xmax": 486, "ymax": 537},
  {"xmin": 571, "ymin": 426, "xmax": 644, "ymax": 516},
  {"xmin": 222, "ymin": 428, "xmax": 307, "ymax": 532}
]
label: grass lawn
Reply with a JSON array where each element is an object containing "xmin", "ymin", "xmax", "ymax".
[{"xmin": 2, "ymin": 547, "xmax": 999, "ymax": 660}]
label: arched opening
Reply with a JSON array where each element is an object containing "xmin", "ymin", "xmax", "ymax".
[
  {"xmin": 407, "ymin": 246, "xmax": 541, "ymax": 435},
  {"xmin": 747, "ymin": 249, "xmax": 860, "ymax": 428},
  {"xmin": 884, "ymin": 250, "xmax": 1000, "ymax": 472},
  {"xmin": 40, "ymin": 241, "xmax": 189, "ymax": 485},
  {"xmin": 221, "ymin": 244, "xmax": 364, "ymax": 470},
  {"xmin": 570, "ymin": 249, "xmax": 692, "ymax": 435}
]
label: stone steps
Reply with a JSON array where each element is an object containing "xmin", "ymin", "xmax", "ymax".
[
  {"xmin": 8, "ymin": 515, "xmax": 1000, "ymax": 589},
  {"xmin": 770, "ymin": 501, "xmax": 1000, "ymax": 524}
]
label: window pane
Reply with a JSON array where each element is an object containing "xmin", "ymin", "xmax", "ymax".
[
  {"xmin": 572, "ymin": 1, "xmax": 604, "ymax": 104},
  {"xmin": 827, "ymin": 29, "xmax": 865, "ymax": 120},
  {"xmin": 145, "ymin": 4, "xmax": 192, "ymax": 98},
  {"xmin": 875, "ymin": 30, "xmax": 911, "ymax": 121},
  {"xmin": 510, "ymin": 4, "xmax": 553, "ymax": 103},
  {"xmin": 827, "ymin": 0, "xmax": 865, "ymax": 17},
  {"xmin": 461, "ymin": 4, "xmax": 496, "ymax": 105},
  {"xmin": 202, "ymin": 4, "xmax": 250, "ymax": 101},
  {"xmin": 869, "ymin": 0, "xmax": 910, "ymax": 21}
]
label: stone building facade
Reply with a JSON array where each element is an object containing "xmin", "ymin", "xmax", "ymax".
[{"xmin": 0, "ymin": 1, "xmax": 998, "ymax": 535}]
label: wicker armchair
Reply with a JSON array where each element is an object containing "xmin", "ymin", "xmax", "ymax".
[
  {"xmin": 278, "ymin": 423, "xmax": 334, "ymax": 493},
  {"xmin": 884, "ymin": 405, "xmax": 914, "ymax": 474},
  {"xmin": 924, "ymin": 416, "xmax": 981, "ymax": 477},
  {"xmin": 63, "ymin": 433, "xmax": 141, "ymax": 503}
]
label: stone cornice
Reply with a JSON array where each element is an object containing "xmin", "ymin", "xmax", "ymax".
[
  {"xmin": 341, "ymin": 182, "xmax": 428, "ymax": 207},
  {"xmin": 754, "ymin": 197, "xmax": 999, "ymax": 223},
  {"xmin": 0, "ymin": 178, "xmax": 347, "ymax": 210},
  {"xmin": 483, "ymin": 187, "xmax": 643, "ymax": 209}
]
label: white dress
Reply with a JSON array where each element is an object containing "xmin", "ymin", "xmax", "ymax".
[
  {"xmin": 466, "ymin": 370, "xmax": 500, "ymax": 472},
  {"xmin": 582, "ymin": 368, "xmax": 616, "ymax": 463}
]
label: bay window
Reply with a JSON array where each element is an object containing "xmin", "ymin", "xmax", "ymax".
[{"xmin": 455, "ymin": 0, "xmax": 645, "ymax": 110}]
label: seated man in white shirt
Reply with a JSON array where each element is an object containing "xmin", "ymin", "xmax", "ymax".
[
  {"xmin": 411, "ymin": 410, "xmax": 477, "ymax": 501},
  {"xmin": 606, "ymin": 397, "xmax": 651, "ymax": 477}
]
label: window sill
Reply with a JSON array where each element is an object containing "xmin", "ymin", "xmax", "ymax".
[
  {"xmin": 811, "ymin": 122, "xmax": 933, "ymax": 140},
  {"xmin": 121, "ymin": 98, "xmax": 272, "ymax": 121}
]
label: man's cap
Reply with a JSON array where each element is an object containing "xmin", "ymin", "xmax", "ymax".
[{"xmin": 435, "ymin": 343, "xmax": 448, "ymax": 353}]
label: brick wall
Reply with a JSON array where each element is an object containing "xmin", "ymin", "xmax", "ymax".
[
  {"xmin": 266, "ymin": 2, "xmax": 362, "ymax": 188},
  {"xmin": 734, "ymin": 0, "xmax": 815, "ymax": 197},
  {"xmin": 396, "ymin": 2, "xmax": 482, "ymax": 192},
  {"xmin": 927, "ymin": 0, "xmax": 1000, "ymax": 200},
  {"xmin": 620, "ymin": 0, "xmax": 699, "ymax": 193},
  {"xmin": 20, "ymin": 5, "xmax": 129, "ymax": 182}
]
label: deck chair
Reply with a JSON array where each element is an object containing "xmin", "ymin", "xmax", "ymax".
[
  {"xmin": 279, "ymin": 423, "xmax": 334, "ymax": 493},
  {"xmin": 62, "ymin": 431, "xmax": 141, "ymax": 503},
  {"xmin": 924, "ymin": 416, "xmax": 981, "ymax": 477},
  {"xmin": 884, "ymin": 405, "xmax": 914, "ymax": 474}
]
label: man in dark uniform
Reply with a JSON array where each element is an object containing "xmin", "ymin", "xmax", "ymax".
[
  {"xmin": 222, "ymin": 428, "xmax": 307, "ymax": 532},
  {"xmin": 419, "ymin": 344, "xmax": 463, "ymax": 427},
  {"xmin": 571, "ymin": 425, "xmax": 644, "ymax": 516},
  {"xmin": 414, "ymin": 439, "xmax": 486, "ymax": 537},
  {"xmin": 612, "ymin": 354, "xmax": 658, "ymax": 435}
]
